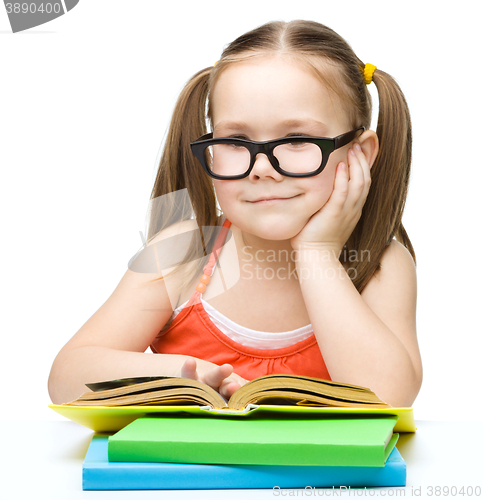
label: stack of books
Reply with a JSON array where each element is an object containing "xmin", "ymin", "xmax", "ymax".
[{"xmin": 49, "ymin": 374, "xmax": 414, "ymax": 490}]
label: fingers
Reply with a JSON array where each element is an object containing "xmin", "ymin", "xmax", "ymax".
[
  {"xmin": 203, "ymin": 363, "xmax": 234, "ymax": 391},
  {"xmin": 346, "ymin": 143, "xmax": 371, "ymax": 208},
  {"xmin": 180, "ymin": 358, "xmax": 198, "ymax": 380},
  {"xmin": 180, "ymin": 359, "xmax": 247, "ymax": 400},
  {"xmin": 329, "ymin": 161, "xmax": 349, "ymax": 211},
  {"xmin": 219, "ymin": 380, "xmax": 242, "ymax": 400}
]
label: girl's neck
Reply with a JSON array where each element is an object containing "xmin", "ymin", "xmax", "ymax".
[
  {"xmin": 228, "ymin": 221, "xmax": 350, "ymax": 275},
  {"xmin": 230, "ymin": 223, "xmax": 297, "ymax": 270}
]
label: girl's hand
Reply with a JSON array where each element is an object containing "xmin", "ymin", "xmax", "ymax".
[
  {"xmin": 290, "ymin": 143, "xmax": 372, "ymax": 255},
  {"xmin": 180, "ymin": 357, "xmax": 249, "ymax": 400}
]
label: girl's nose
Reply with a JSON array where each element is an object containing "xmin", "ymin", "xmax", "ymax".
[{"xmin": 249, "ymin": 152, "xmax": 283, "ymax": 180}]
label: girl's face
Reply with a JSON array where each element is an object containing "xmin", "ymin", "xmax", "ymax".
[{"xmin": 210, "ymin": 55, "xmax": 354, "ymax": 243}]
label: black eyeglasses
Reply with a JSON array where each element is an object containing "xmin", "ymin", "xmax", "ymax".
[{"xmin": 190, "ymin": 127, "xmax": 364, "ymax": 180}]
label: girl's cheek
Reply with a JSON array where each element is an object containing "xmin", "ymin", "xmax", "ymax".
[
  {"xmin": 311, "ymin": 170, "xmax": 337, "ymax": 207},
  {"xmin": 213, "ymin": 182, "xmax": 232, "ymax": 204}
]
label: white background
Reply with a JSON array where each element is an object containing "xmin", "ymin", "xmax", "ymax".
[{"xmin": 1, "ymin": 1, "xmax": 481, "ymax": 423}]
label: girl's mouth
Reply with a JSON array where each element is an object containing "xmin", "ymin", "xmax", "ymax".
[{"xmin": 249, "ymin": 195, "xmax": 300, "ymax": 204}]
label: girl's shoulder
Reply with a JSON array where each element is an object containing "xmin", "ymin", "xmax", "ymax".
[
  {"xmin": 146, "ymin": 217, "xmax": 209, "ymax": 265},
  {"xmin": 148, "ymin": 216, "xmax": 227, "ymax": 309},
  {"xmin": 147, "ymin": 218, "xmax": 199, "ymax": 244},
  {"xmin": 378, "ymin": 238, "xmax": 416, "ymax": 273},
  {"xmin": 360, "ymin": 237, "xmax": 417, "ymax": 337},
  {"xmin": 147, "ymin": 215, "xmax": 225, "ymax": 246},
  {"xmin": 362, "ymin": 238, "xmax": 416, "ymax": 292}
]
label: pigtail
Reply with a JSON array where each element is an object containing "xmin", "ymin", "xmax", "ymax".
[
  {"xmin": 373, "ymin": 68, "xmax": 414, "ymax": 250},
  {"xmin": 343, "ymin": 69, "xmax": 416, "ymax": 293},
  {"xmin": 143, "ymin": 68, "xmax": 223, "ymax": 286},
  {"xmin": 147, "ymin": 67, "xmax": 219, "ymax": 239}
]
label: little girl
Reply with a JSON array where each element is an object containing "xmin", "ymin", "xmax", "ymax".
[{"xmin": 48, "ymin": 20, "xmax": 422, "ymax": 408}]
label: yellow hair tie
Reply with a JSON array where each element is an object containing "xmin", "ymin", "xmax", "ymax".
[
  {"xmin": 214, "ymin": 60, "xmax": 219, "ymax": 67},
  {"xmin": 363, "ymin": 63, "xmax": 377, "ymax": 84}
]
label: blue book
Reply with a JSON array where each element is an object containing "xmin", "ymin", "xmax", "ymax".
[{"xmin": 83, "ymin": 434, "xmax": 406, "ymax": 490}]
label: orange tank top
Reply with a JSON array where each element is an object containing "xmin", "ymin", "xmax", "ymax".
[{"xmin": 150, "ymin": 217, "xmax": 332, "ymax": 382}]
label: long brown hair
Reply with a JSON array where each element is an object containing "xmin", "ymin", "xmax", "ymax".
[{"xmin": 144, "ymin": 20, "xmax": 415, "ymax": 294}]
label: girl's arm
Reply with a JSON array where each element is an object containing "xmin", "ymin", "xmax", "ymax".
[
  {"xmin": 48, "ymin": 222, "xmax": 247, "ymax": 405},
  {"xmin": 48, "ymin": 347, "xmax": 246, "ymax": 404},
  {"xmin": 295, "ymin": 239, "xmax": 422, "ymax": 408},
  {"xmin": 291, "ymin": 140, "xmax": 422, "ymax": 408}
]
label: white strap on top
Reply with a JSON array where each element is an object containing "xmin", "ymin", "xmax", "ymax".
[{"xmin": 172, "ymin": 299, "xmax": 313, "ymax": 349}]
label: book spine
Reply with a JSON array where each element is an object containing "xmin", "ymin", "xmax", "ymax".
[
  {"xmin": 108, "ymin": 440, "xmax": 385, "ymax": 467},
  {"xmin": 83, "ymin": 462, "xmax": 406, "ymax": 490}
]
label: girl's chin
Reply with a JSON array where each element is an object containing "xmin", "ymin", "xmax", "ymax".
[{"xmin": 235, "ymin": 217, "xmax": 306, "ymax": 242}]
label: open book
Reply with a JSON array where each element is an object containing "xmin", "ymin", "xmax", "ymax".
[{"xmin": 65, "ymin": 373, "xmax": 391, "ymax": 411}]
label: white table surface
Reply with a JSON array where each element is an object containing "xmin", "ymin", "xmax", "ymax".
[{"xmin": 2, "ymin": 420, "xmax": 482, "ymax": 499}]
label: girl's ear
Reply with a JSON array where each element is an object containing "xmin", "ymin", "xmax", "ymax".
[{"xmin": 357, "ymin": 130, "xmax": 379, "ymax": 170}]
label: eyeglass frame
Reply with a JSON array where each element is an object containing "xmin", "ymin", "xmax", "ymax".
[{"xmin": 190, "ymin": 127, "xmax": 365, "ymax": 180}]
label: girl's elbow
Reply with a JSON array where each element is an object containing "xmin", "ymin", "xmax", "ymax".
[
  {"xmin": 389, "ymin": 370, "xmax": 423, "ymax": 408},
  {"xmin": 406, "ymin": 361, "xmax": 423, "ymax": 407},
  {"xmin": 48, "ymin": 355, "xmax": 72, "ymax": 405},
  {"xmin": 47, "ymin": 365, "xmax": 63, "ymax": 405}
]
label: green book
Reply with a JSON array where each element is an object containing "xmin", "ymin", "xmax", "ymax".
[{"xmin": 108, "ymin": 414, "xmax": 399, "ymax": 467}]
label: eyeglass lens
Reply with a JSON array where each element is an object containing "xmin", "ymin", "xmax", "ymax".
[{"xmin": 204, "ymin": 141, "xmax": 323, "ymax": 177}]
